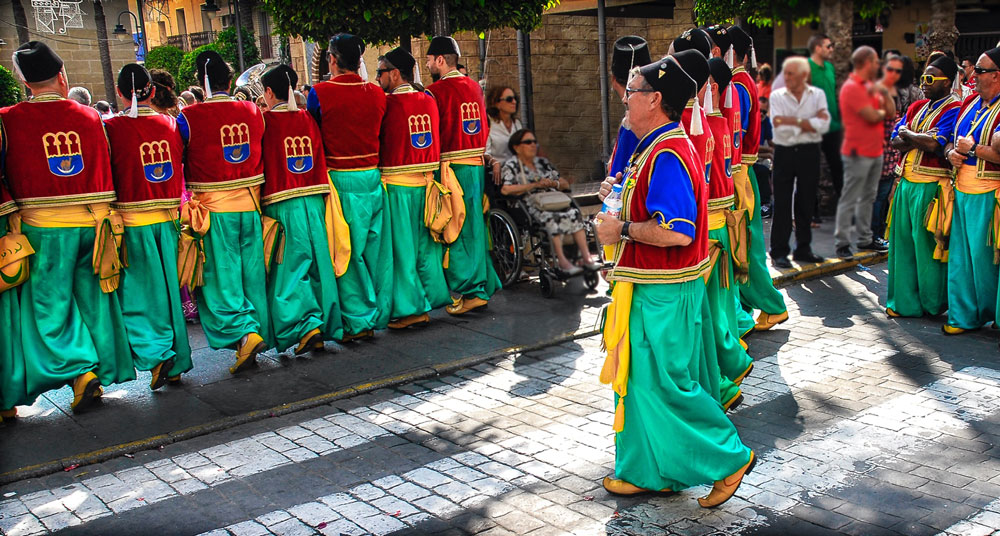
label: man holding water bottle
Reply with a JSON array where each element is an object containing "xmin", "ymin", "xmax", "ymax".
[{"xmin": 594, "ymin": 57, "xmax": 756, "ymax": 507}]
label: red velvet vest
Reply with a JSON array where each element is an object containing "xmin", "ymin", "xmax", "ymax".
[
  {"xmin": 608, "ymin": 125, "xmax": 710, "ymax": 284},
  {"xmin": 706, "ymin": 112, "xmax": 735, "ymax": 206},
  {"xmin": 955, "ymin": 93, "xmax": 1000, "ymax": 179},
  {"xmin": 261, "ymin": 105, "xmax": 330, "ymax": 205},
  {"xmin": 0, "ymin": 94, "xmax": 115, "ymax": 207},
  {"xmin": 731, "ymin": 68, "xmax": 761, "ymax": 163},
  {"xmin": 104, "ymin": 108, "xmax": 185, "ymax": 211},
  {"xmin": 682, "ymin": 103, "xmax": 713, "ymax": 182},
  {"xmin": 380, "ymin": 84, "xmax": 441, "ymax": 175},
  {"xmin": 427, "ymin": 71, "xmax": 488, "ymax": 161},
  {"xmin": 895, "ymin": 96, "xmax": 961, "ymax": 177},
  {"xmin": 313, "ymin": 74, "xmax": 386, "ymax": 170},
  {"xmin": 181, "ymin": 95, "xmax": 264, "ymax": 192},
  {"xmin": 0, "ymin": 121, "xmax": 12, "ymax": 217},
  {"xmin": 721, "ymin": 93, "xmax": 742, "ymax": 170}
]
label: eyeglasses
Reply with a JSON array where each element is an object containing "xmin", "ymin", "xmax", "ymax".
[
  {"xmin": 375, "ymin": 68, "xmax": 395, "ymax": 77},
  {"xmin": 920, "ymin": 74, "xmax": 949, "ymax": 85},
  {"xmin": 974, "ymin": 66, "xmax": 1000, "ymax": 75},
  {"xmin": 500, "ymin": 96, "xmax": 518, "ymax": 103},
  {"xmin": 625, "ymin": 87, "xmax": 655, "ymax": 98},
  {"xmin": 825, "ymin": 43, "xmax": 834, "ymax": 49},
  {"xmin": 885, "ymin": 66, "xmax": 902, "ymax": 74},
  {"xmin": 517, "ymin": 139, "xmax": 538, "ymax": 145}
]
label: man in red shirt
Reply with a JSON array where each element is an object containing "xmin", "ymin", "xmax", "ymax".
[{"xmin": 834, "ymin": 46, "xmax": 895, "ymax": 259}]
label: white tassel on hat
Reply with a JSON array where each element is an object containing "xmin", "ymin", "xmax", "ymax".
[
  {"xmin": 690, "ymin": 95, "xmax": 703, "ymax": 136},
  {"xmin": 725, "ymin": 45, "xmax": 734, "ymax": 69},
  {"xmin": 703, "ymin": 82, "xmax": 714, "ymax": 115},
  {"xmin": 725, "ymin": 83, "xmax": 734, "ymax": 109},
  {"xmin": 450, "ymin": 36, "xmax": 462, "ymax": 58},
  {"xmin": 10, "ymin": 51, "xmax": 26, "ymax": 83},
  {"xmin": 203, "ymin": 57, "xmax": 212, "ymax": 98},
  {"xmin": 128, "ymin": 72, "xmax": 138, "ymax": 118},
  {"xmin": 952, "ymin": 73, "xmax": 963, "ymax": 98},
  {"xmin": 750, "ymin": 45, "xmax": 758, "ymax": 69},
  {"xmin": 286, "ymin": 72, "xmax": 298, "ymax": 111},
  {"xmin": 359, "ymin": 56, "xmax": 369, "ymax": 82}
]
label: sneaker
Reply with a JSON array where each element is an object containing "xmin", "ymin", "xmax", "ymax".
[
  {"xmin": 857, "ymin": 240, "xmax": 888, "ymax": 252},
  {"xmin": 836, "ymin": 246, "xmax": 854, "ymax": 259},
  {"xmin": 760, "ymin": 204, "xmax": 772, "ymax": 219}
]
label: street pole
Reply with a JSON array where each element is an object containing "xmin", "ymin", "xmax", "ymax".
[
  {"xmin": 597, "ymin": 0, "xmax": 610, "ymax": 162},
  {"xmin": 232, "ymin": 0, "xmax": 245, "ymax": 72},
  {"xmin": 135, "ymin": 0, "xmax": 148, "ymax": 59}
]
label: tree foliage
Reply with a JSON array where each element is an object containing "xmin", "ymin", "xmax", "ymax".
[
  {"xmin": 178, "ymin": 43, "xmax": 221, "ymax": 90},
  {"xmin": 261, "ymin": 0, "xmax": 559, "ymax": 45},
  {"xmin": 0, "ymin": 66, "xmax": 23, "ymax": 107},
  {"xmin": 693, "ymin": 0, "xmax": 888, "ymax": 27},
  {"xmin": 145, "ymin": 45, "xmax": 185, "ymax": 81},
  {"xmin": 216, "ymin": 26, "xmax": 262, "ymax": 72}
]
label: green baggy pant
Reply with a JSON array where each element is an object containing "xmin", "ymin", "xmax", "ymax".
[
  {"xmin": 0, "ymin": 215, "xmax": 27, "ymax": 411},
  {"xmin": 329, "ymin": 169, "xmax": 393, "ymax": 334},
  {"xmin": 263, "ymin": 195, "xmax": 344, "ymax": 350},
  {"xmin": 439, "ymin": 163, "xmax": 501, "ymax": 301},
  {"xmin": 197, "ymin": 210, "xmax": 271, "ymax": 350},
  {"xmin": 20, "ymin": 223, "xmax": 134, "ymax": 401},
  {"xmin": 614, "ymin": 281, "xmax": 752, "ymax": 491},
  {"xmin": 886, "ymin": 179, "xmax": 948, "ymax": 317},
  {"xmin": 738, "ymin": 165, "xmax": 787, "ymax": 316},
  {"xmin": 386, "ymin": 182, "xmax": 451, "ymax": 319},
  {"xmin": 947, "ymin": 190, "xmax": 998, "ymax": 330},
  {"xmin": 707, "ymin": 227, "xmax": 753, "ymax": 403},
  {"xmin": 119, "ymin": 220, "xmax": 193, "ymax": 376}
]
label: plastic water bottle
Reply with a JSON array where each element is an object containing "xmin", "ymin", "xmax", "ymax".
[{"xmin": 602, "ymin": 182, "xmax": 623, "ymax": 218}]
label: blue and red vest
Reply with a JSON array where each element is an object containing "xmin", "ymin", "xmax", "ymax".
[
  {"xmin": 261, "ymin": 104, "xmax": 329, "ymax": 205},
  {"xmin": 731, "ymin": 67, "xmax": 761, "ymax": 163},
  {"xmin": 427, "ymin": 71, "xmax": 488, "ymax": 161},
  {"xmin": 180, "ymin": 95, "xmax": 265, "ymax": 192},
  {"xmin": 379, "ymin": 84, "xmax": 441, "ymax": 175},
  {"xmin": 104, "ymin": 107, "xmax": 185, "ymax": 211}
]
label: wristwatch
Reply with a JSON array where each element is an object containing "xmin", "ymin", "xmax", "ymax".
[{"xmin": 620, "ymin": 221, "xmax": 632, "ymax": 241}]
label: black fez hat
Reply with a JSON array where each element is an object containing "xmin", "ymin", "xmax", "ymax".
[
  {"xmin": 986, "ymin": 47, "xmax": 1000, "ymax": 70},
  {"xmin": 427, "ymin": 36, "xmax": 461, "ymax": 57},
  {"xmin": 929, "ymin": 55, "xmax": 958, "ymax": 81},
  {"xmin": 196, "ymin": 50, "xmax": 231, "ymax": 88},
  {"xmin": 117, "ymin": 63, "xmax": 153, "ymax": 100},
  {"xmin": 728, "ymin": 25, "xmax": 753, "ymax": 59},
  {"xmin": 385, "ymin": 47, "xmax": 416, "ymax": 78},
  {"xmin": 330, "ymin": 33, "xmax": 365, "ymax": 63},
  {"xmin": 704, "ymin": 25, "xmax": 731, "ymax": 55},
  {"xmin": 639, "ymin": 56, "xmax": 696, "ymax": 112},
  {"xmin": 708, "ymin": 57, "xmax": 733, "ymax": 89},
  {"xmin": 261, "ymin": 64, "xmax": 298, "ymax": 96},
  {"xmin": 611, "ymin": 36, "xmax": 651, "ymax": 82},
  {"xmin": 672, "ymin": 49, "xmax": 709, "ymax": 90},
  {"xmin": 12, "ymin": 41, "xmax": 63, "ymax": 83},
  {"xmin": 673, "ymin": 28, "xmax": 712, "ymax": 60}
]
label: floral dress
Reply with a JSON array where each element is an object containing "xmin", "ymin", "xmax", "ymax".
[{"xmin": 500, "ymin": 156, "xmax": 585, "ymax": 237}]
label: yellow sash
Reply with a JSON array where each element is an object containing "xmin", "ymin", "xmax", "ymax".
[
  {"xmin": 732, "ymin": 165, "xmax": 756, "ymax": 219},
  {"xmin": 120, "ymin": 209, "xmax": 176, "ymax": 227},
  {"xmin": 0, "ymin": 214, "xmax": 34, "ymax": 293},
  {"xmin": 261, "ymin": 217, "xmax": 285, "ymax": 274},
  {"xmin": 955, "ymin": 164, "xmax": 999, "ymax": 195},
  {"xmin": 20, "ymin": 203, "xmax": 124, "ymax": 293},
  {"xmin": 599, "ymin": 281, "xmax": 633, "ymax": 433},
  {"xmin": 177, "ymin": 188, "xmax": 260, "ymax": 290},
  {"xmin": 726, "ymin": 208, "xmax": 750, "ymax": 283},
  {"xmin": 324, "ymin": 181, "xmax": 351, "ymax": 277},
  {"xmin": 704, "ymin": 238, "xmax": 728, "ymax": 288},
  {"xmin": 436, "ymin": 161, "xmax": 467, "ymax": 246}
]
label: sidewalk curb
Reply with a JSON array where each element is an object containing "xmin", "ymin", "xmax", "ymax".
[{"xmin": 1, "ymin": 254, "xmax": 885, "ymax": 485}]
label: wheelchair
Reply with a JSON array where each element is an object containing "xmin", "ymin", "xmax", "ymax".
[{"xmin": 486, "ymin": 176, "xmax": 603, "ymax": 298}]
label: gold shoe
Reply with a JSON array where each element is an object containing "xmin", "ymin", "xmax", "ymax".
[
  {"xmin": 732, "ymin": 363, "xmax": 753, "ymax": 386},
  {"xmin": 602, "ymin": 476, "xmax": 673, "ymax": 496},
  {"xmin": 230, "ymin": 333, "xmax": 266, "ymax": 374},
  {"xmin": 753, "ymin": 310, "xmax": 789, "ymax": 331},
  {"xmin": 0, "ymin": 408, "xmax": 16, "ymax": 423},
  {"xmin": 698, "ymin": 451, "xmax": 757, "ymax": 508},
  {"xmin": 942, "ymin": 324, "xmax": 966, "ymax": 335},
  {"xmin": 446, "ymin": 297, "xmax": 488, "ymax": 316},
  {"xmin": 294, "ymin": 328, "xmax": 323, "ymax": 356},
  {"xmin": 723, "ymin": 391, "xmax": 744, "ymax": 412},
  {"xmin": 388, "ymin": 313, "xmax": 431, "ymax": 330},
  {"xmin": 149, "ymin": 358, "xmax": 174, "ymax": 391},
  {"xmin": 71, "ymin": 372, "xmax": 102, "ymax": 413},
  {"xmin": 167, "ymin": 375, "xmax": 182, "ymax": 385},
  {"xmin": 338, "ymin": 329, "xmax": 374, "ymax": 343},
  {"xmin": 886, "ymin": 307, "xmax": 901, "ymax": 318},
  {"xmin": 738, "ymin": 338, "xmax": 748, "ymax": 351}
]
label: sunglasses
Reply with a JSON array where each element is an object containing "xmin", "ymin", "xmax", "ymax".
[
  {"xmin": 974, "ymin": 66, "xmax": 1000, "ymax": 75},
  {"xmin": 885, "ymin": 66, "xmax": 902, "ymax": 73},
  {"xmin": 517, "ymin": 139, "xmax": 538, "ymax": 145},
  {"xmin": 499, "ymin": 95, "xmax": 518, "ymax": 103},
  {"xmin": 920, "ymin": 74, "xmax": 949, "ymax": 85},
  {"xmin": 376, "ymin": 68, "xmax": 395, "ymax": 77},
  {"xmin": 825, "ymin": 43, "xmax": 834, "ymax": 49},
  {"xmin": 625, "ymin": 87, "xmax": 655, "ymax": 98}
]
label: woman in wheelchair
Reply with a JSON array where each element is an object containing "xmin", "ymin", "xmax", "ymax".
[{"xmin": 500, "ymin": 129, "xmax": 602, "ymax": 276}]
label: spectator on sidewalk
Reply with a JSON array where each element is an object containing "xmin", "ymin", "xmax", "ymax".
[
  {"xmin": 68, "ymin": 85, "xmax": 91, "ymax": 106},
  {"xmin": 756, "ymin": 96, "xmax": 774, "ymax": 219},
  {"xmin": 484, "ymin": 85, "xmax": 522, "ymax": 184},
  {"xmin": 768, "ymin": 56, "xmax": 830, "ymax": 268},
  {"xmin": 757, "ymin": 63, "xmax": 773, "ymax": 99},
  {"xmin": 872, "ymin": 53, "xmax": 906, "ymax": 240},
  {"xmin": 834, "ymin": 46, "xmax": 895, "ymax": 259},
  {"xmin": 808, "ymin": 34, "xmax": 843, "ymax": 223}
]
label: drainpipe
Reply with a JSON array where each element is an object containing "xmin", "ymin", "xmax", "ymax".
[
  {"xmin": 597, "ymin": 0, "xmax": 610, "ymax": 162},
  {"xmin": 516, "ymin": 29, "xmax": 534, "ymax": 130}
]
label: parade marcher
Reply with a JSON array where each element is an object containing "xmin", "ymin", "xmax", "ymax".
[
  {"xmin": 1, "ymin": 41, "xmax": 134, "ymax": 412},
  {"xmin": 943, "ymin": 47, "xmax": 1000, "ymax": 335},
  {"xmin": 259, "ymin": 64, "xmax": 346, "ymax": 352},
  {"xmin": 377, "ymin": 47, "xmax": 452, "ymax": 329},
  {"xmin": 727, "ymin": 26, "xmax": 789, "ymax": 332},
  {"xmin": 673, "ymin": 34, "xmax": 714, "ymax": 170},
  {"xmin": 595, "ymin": 56, "xmax": 755, "ymax": 505},
  {"xmin": 608, "ymin": 36, "xmax": 651, "ymax": 179},
  {"xmin": 308, "ymin": 33, "xmax": 391, "ymax": 338},
  {"xmin": 105, "ymin": 64, "xmax": 192, "ymax": 389},
  {"xmin": 0, "ymin": 167, "xmax": 26, "ymax": 422},
  {"xmin": 176, "ymin": 50, "xmax": 270, "ymax": 373},
  {"xmin": 886, "ymin": 55, "xmax": 961, "ymax": 318},
  {"xmin": 425, "ymin": 35, "xmax": 501, "ymax": 314}
]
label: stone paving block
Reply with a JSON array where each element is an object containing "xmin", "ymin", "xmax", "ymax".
[
  {"xmin": 412, "ymin": 495, "xmax": 462, "ymax": 519},
  {"xmin": 286, "ymin": 501, "xmax": 340, "ymax": 527},
  {"xmin": 228, "ymin": 520, "xmax": 271, "ymax": 536},
  {"xmin": 493, "ymin": 510, "xmax": 546, "ymax": 533},
  {"xmin": 256, "ymin": 510, "xmax": 292, "ymax": 527}
]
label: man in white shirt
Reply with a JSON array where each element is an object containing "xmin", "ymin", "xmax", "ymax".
[{"xmin": 768, "ymin": 56, "xmax": 831, "ymax": 268}]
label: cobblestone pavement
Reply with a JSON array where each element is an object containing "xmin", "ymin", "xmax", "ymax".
[{"xmin": 4, "ymin": 266, "xmax": 1000, "ymax": 535}]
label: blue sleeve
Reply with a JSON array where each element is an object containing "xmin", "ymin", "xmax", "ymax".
[
  {"xmin": 176, "ymin": 112, "xmax": 190, "ymax": 143},
  {"xmin": 890, "ymin": 112, "xmax": 907, "ymax": 140},
  {"xmin": 307, "ymin": 89, "xmax": 322, "ymax": 126},
  {"xmin": 645, "ymin": 150, "xmax": 697, "ymax": 238},
  {"xmin": 736, "ymin": 84, "xmax": 751, "ymax": 133},
  {"xmin": 760, "ymin": 116, "xmax": 773, "ymax": 141},
  {"xmin": 608, "ymin": 125, "xmax": 638, "ymax": 178},
  {"xmin": 934, "ymin": 108, "xmax": 959, "ymax": 147}
]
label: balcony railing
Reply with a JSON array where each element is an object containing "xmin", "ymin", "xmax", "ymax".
[{"xmin": 166, "ymin": 30, "xmax": 217, "ymax": 51}]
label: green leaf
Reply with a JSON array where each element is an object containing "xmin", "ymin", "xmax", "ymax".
[{"xmin": 363, "ymin": 9, "xmax": 372, "ymax": 21}]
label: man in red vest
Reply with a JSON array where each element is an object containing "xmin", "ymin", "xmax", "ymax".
[
  {"xmin": 377, "ymin": 47, "xmax": 451, "ymax": 329},
  {"xmin": 177, "ymin": 50, "xmax": 270, "ymax": 374},
  {"xmin": 425, "ymin": 36, "xmax": 501, "ymax": 315},
  {"xmin": 0, "ymin": 41, "xmax": 134, "ymax": 413},
  {"xmin": 105, "ymin": 63, "xmax": 193, "ymax": 390},
  {"xmin": 259, "ymin": 64, "xmax": 345, "ymax": 354},
  {"xmin": 307, "ymin": 34, "xmax": 390, "ymax": 340},
  {"xmin": 594, "ymin": 55, "xmax": 755, "ymax": 506}
]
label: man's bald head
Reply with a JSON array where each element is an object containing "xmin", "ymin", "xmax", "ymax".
[{"xmin": 851, "ymin": 46, "xmax": 879, "ymax": 80}]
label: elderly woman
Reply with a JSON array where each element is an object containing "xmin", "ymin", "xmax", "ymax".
[{"xmin": 501, "ymin": 129, "xmax": 600, "ymax": 275}]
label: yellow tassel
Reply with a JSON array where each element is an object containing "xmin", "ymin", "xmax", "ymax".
[
  {"xmin": 443, "ymin": 247, "xmax": 450, "ymax": 269},
  {"xmin": 613, "ymin": 398, "xmax": 625, "ymax": 433}
]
